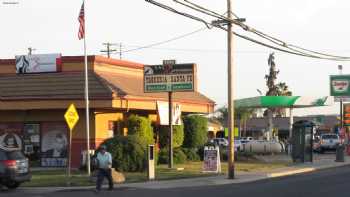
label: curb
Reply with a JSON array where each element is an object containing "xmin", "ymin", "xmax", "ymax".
[
  {"xmin": 267, "ymin": 167, "xmax": 316, "ymax": 178},
  {"xmin": 21, "ymin": 162, "xmax": 350, "ymax": 193}
]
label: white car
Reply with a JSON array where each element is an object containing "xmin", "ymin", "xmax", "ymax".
[
  {"xmin": 210, "ymin": 138, "xmax": 242, "ymax": 151},
  {"xmin": 313, "ymin": 133, "xmax": 340, "ymax": 153},
  {"xmin": 240, "ymin": 137, "xmax": 254, "ymax": 144}
]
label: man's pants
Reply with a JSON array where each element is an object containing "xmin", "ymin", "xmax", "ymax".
[{"xmin": 96, "ymin": 168, "xmax": 114, "ymax": 190}]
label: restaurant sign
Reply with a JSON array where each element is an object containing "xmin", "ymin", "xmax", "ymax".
[{"xmin": 144, "ymin": 63, "xmax": 194, "ymax": 92}]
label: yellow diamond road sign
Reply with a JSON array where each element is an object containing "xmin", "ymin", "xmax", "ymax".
[{"xmin": 64, "ymin": 104, "xmax": 79, "ymax": 131}]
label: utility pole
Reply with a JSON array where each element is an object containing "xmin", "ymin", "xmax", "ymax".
[
  {"xmin": 227, "ymin": 0, "xmax": 235, "ymax": 179},
  {"xmin": 28, "ymin": 47, "xmax": 36, "ymax": 55},
  {"xmin": 118, "ymin": 43, "xmax": 123, "ymax": 59},
  {"xmin": 100, "ymin": 42, "xmax": 117, "ymax": 58}
]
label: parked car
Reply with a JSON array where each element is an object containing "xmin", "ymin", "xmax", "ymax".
[
  {"xmin": 0, "ymin": 149, "xmax": 31, "ymax": 189},
  {"xmin": 240, "ymin": 136, "xmax": 254, "ymax": 144},
  {"xmin": 210, "ymin": 138, "xmax": 228, "ymax": 147},
  {"xmin": 209, "ymin": 138, "xmax": 242, "ymax": 151},
  {"xmin": 313, "ymin": 133, "xmax": 340, "ymax": 153}
]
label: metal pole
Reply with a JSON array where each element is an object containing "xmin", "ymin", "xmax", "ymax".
[
  {"xmin": 168, "ymin": 92, "xmax": 174, "ymax": 168},
  {"xmin": 68, "ymin": 129, "xmax": 72, "ymax": 179},
  {"xmin": 83, "ymin": 0, "xmax": 91, "ymax": 176},
  {"xmin": 227, "ymin": 0, "xmax": 235, "ymax": 179},
  {"xmin": 339, "ymin": 65, "xmax": 343, "ymax": 128}
]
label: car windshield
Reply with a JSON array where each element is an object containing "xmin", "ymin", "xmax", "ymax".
[{"xmin": 322, "ymin": 135, "xmax": 338, "ymax": 139}]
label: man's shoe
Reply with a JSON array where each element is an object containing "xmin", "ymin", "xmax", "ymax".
[
  {"xmin": 108, "ymin": 188, "xmax": 113, "ymax": 191},
  {"xmin": 94, "ymin": 189, "xmax": 100, "ymax": 193}
]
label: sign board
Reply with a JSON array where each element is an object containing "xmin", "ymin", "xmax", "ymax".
[
  {"xmin": 334, "ymin": 96, "xmax": 350, "ymax": 102},
  {"xmin": 330, "ymin": 75, "xmax": 350, "ymax": 101},
  {"xmin": 144, "ymin": 64, "xmax": 194, "ymax": 92},
  {"xmin": 15, "ymin": 53, "xmax": 62, "ymax": 74},
  {"xmin": 202, "ymin": 146, "xmax": 221, "ymax": 173},
  {"xmin": 64, "ymin": 104, "xmax": 79, "ymax": 131},
  {"xmin": 156, "ymin": 101, "xmax": 182, "ymax": 125},
  {"xmin": 343, "ymin": 104, "xmax": 350, "ymax": 126}
]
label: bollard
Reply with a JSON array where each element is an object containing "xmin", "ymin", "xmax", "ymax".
[{"xmin": 335, "ymin": 144, "xmax": 345, "ymax": 162}]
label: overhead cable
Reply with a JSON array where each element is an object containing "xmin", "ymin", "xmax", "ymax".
[{"xmin": 146, "ymin": 0, "xmax": 350, "ymax": 61}]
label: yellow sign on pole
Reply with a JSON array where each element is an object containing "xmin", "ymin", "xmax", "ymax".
[{"xmin": 64, "ymin": 103, "xmax": 79, "ymax": 131}]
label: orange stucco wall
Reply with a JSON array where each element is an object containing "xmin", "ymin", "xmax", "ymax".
[{"xmin": 94, "ymin": 111, "xmax": 123, "ymax": 147}]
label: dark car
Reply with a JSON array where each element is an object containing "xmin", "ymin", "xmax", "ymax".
[{"xmin": 0, "ymin": 149, "xmax": 31, "ymax": 189}]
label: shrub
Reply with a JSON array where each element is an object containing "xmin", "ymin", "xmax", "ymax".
[
  {"xmin": 183, "ymin": 115, "xmax": 208, "ymax": 148},
  {"xmin": 181, "ymin": 148, "xmax": 200, "ymax": 161},
  {"xmin": 158, "ymin": 125, "xmax": 184, "ymax": 148},
  {"xmin": 101, "ymin": 135, "xmax": 147, "ymax": 172},
  {"xmin": 158, "ymin": 147, "xmax": 187, "ymax": 164},
  {"xmin": 127, "ymin": 114, "xmax": 154, "ymax": 145}
]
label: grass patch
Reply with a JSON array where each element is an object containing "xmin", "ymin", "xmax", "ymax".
[{"xmin": 23, "ymin": 161, "xmax": 289, "ymax": 187}]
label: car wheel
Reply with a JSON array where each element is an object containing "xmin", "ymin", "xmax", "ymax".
[{"xmin": 5, "ymin": 181, "xmax": 20, "ymax": 189}]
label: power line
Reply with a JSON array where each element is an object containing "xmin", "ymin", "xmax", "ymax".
[
  {"xmin": 121, "ymin": 27, "xmax": 207, "ymax": 53},
  {"xmin": 177, "ymin": 0, "xmax": 350, "ymax": 60},
  {"xmin": 146, "ymin": 0, "xmax": 350, "ymax": 61}
]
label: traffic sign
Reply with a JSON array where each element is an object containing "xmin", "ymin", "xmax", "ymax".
[{"xmin": 64, "ymin": 103, "xmax": 79, "ymax": 131}]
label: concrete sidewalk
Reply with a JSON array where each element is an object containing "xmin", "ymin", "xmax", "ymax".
[{"xmin": 21, "ymin": 154, "xmax": 350, "ymax": 193}]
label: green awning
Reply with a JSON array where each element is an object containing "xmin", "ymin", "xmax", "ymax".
[{"xmin": 234, "ymin": 96, "xmax": 333, "ymax": 108}]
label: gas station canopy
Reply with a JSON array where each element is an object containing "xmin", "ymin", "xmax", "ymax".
[{"xmin": 234, "ymin": 96, "xmax": 334, "ymax": 109}]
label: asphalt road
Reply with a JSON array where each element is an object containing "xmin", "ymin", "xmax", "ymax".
[{"xmin": 2, "ymin": 165, "xmax": 350, "ymax": 197}]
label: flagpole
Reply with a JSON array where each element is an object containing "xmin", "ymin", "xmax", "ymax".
[{"xmin": 83, "ymin": 0, "xmax": 91, "ymax": 176}]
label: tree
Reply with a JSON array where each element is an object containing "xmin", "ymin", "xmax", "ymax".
[
  {"xmin": 158, "ymin": 125, "xmax": 184, "ymax": 148},
  {"xmin": 215, "ymin": 106, "xmax": 256, "ymax": 137},
  {"xmin": 127, "ymin": 114, "xmax": 154, "ymax": 145},
  {"xmin": 183, "ymin": 115, "xmax": 208, "ymax": 148},
  {"xmin": 264, "ymin": 53, "xmax": 292, "ymax": 117}
]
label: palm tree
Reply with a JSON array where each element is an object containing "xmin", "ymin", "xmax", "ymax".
[{"xmin": 215, "ymin": 106, "xmax": 257, "ymax": 137}]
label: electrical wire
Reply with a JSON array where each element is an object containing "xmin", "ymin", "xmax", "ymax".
[
  {"xmin": 146, "ymin": 0, "xmax": 350, "ymax": 61},
  {"xmin": 121, "ymin": 27, "xmax": 207, "ymax": 53},
  {"xmin": 174, "ymin": 0, "xmax": 350, "ymax": 60}
]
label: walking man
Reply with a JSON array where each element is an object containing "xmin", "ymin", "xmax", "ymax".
[{"xmin": 95, "ymin": 145, "xmax": 113, "ymax": 192}]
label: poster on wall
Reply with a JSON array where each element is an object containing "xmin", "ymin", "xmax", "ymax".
[
  {"xmin": 15, "ymin": 53, "xmax": 62, "ymax": 74},
  {"xmin": 41, "ymin": 122, "xmax": 68, "ymax": 167},
  {"xmin": 0, "ymin": 133, "xmax": 22, "ymax": 151},
  {"xmin": 0, "ymin": 123, "xmax": 23, "ymax": 151}
]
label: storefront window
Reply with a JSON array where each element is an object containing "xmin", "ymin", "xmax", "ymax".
[{"xmin": 23, "ymin": 124, "xmax": 40, "ymax": 165}]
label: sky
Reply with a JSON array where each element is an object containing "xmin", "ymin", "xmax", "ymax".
[{"xmin": 1, "ymin": 0, "xmax": 350, "ymax": 116}]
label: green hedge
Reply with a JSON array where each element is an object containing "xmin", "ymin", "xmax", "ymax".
[
  {"xmin": 183, "ymin": 115, "xmax": 208, "ymax": 148},
  {"xmin": 158, "ymin": 147, "xmax": 187, "ymax": 164},
  {"xmin": 181, "ymin": 148, "xmax": 200, "ymax": 161},
  {"xmin": 158, "ymin": 125, "xmax": 184, "ymax": 148},
  {"xmin": 101, "ymin": 135, "xmax": 147, "ymax": 172},
  {"xmin": 127, "ymin": 114, "xmax": 154, "ymax": 145}
]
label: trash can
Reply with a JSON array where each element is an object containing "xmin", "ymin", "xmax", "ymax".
[{"xmin": 335, "ymin": 144, "xmax": 345, "ymax": 162}]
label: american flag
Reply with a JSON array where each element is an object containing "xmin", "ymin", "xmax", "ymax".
[{"xmin": 78, "ymin": 2, "xmax": 85, "ymax": 40}]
